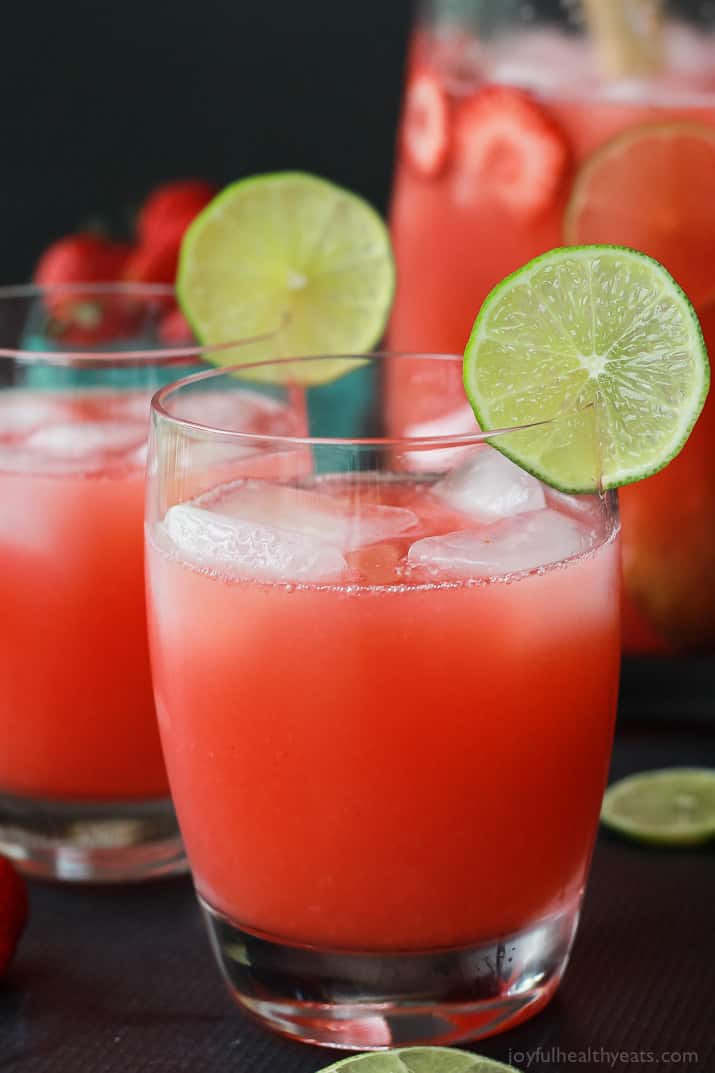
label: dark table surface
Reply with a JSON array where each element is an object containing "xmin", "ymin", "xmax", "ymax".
[{"xmin": 1, "ymin": 665, "xmax": 714, "ymax": 1073}]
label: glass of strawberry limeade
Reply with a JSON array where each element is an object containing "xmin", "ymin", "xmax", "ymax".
[
  {"xmin": 389, "ymin": 0, "xmax": 715, "ymax": 653},
  {"xmin": 146, "ymin": 353, "xmax": 621, "ymax": 1049},
  {"xmin": 0, "ymin": 283, "xmax": 290, "ymax": 882}
]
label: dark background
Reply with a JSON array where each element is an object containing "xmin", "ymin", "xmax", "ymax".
[{"xmin": 0, "ymin": 0, "xmax": 414, "ymax": 284}]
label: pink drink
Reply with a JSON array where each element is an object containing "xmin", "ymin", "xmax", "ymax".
[
  {"xmin": 0, "ymin": 390, "xmax": 163, "ymax": 800},
  {"xmin": 389, "ymin": 23, "xmax": 715, "ymax": 651},
  {"xmin": 147, "ymin": 461, "xmax": 620, "ymax": 952},
  {"xmin": 0, "ymin": 387, "xmax": 291, "ymax": 804}
]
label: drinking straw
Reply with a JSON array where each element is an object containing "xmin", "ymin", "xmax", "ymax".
[{"xmin": 582, "ymin": 0, "xmax": 664, "ymax": 78}]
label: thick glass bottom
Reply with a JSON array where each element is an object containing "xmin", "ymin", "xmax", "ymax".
[
  {"xmin": 0, "ymin": 793, "xmax": 186, "ymax": 882},
  {"xmin": 200, "ymin": 895, "xmax": 581, "ymax": 1049}
]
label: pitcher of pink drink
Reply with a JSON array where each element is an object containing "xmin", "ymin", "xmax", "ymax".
[{"xmin": 388, "ymin": 0, "xmax": 715, "ymax": 654}]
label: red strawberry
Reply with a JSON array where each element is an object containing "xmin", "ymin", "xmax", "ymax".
[
  {"xmin": 158, "ymin": 305, "xmax": 193, "ymax": 345},
  {"xmin": 0, "ymin": 856, "xmax": 27, "ymax": 977},
  {"xmin": 34, "ymin": 233, "xmax": 131, "ymax": 287},
  {"xmin": 453, "ymin": 85, "xmax": 569, "ymax": 215},
  {"xmin": 137, "ymin": 179, "xmax": 217, "ymax": 248},
  {"xmin": 402, "ymin": 69, "xmax": 451, "ymax": 177},
  {"xmin": 48, "ymin": 303, "xmax": 145, "ymax": 347},
  {"xmin": 34, "ymin": 234, "xmax": 134, "ymax": 344},
  {"xmin": 123, "ymin": 240, "xmax": 179, "ymax": 286}
]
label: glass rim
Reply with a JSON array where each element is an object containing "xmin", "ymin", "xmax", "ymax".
[
  {"xmin": 151, "ymin": 351, "xmax": 579, "ymax": 452},
  {"xmin": 0, "ymin": 282, "xmax": 208, "ymax": 365}
]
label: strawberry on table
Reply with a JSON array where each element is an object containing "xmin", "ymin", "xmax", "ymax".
[
  {"xmin": 137, "ymin": 179, "xmax": 217, "ymax": 249},
  {"xmin": 402, "ymin": 69, "xmax": 451, "ymax": 177},
  {"xmin": 453, "ymin": 85, "xmax": 570, "ymax": 215},
  {"xmin": 0, "ymin": 856, "xmax": 27, "ymax": 977}
]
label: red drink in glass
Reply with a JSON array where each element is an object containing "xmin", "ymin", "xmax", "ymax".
[
  {"xmin": 0, "ymin": 284, "xmax": 292, "ymax": 880},
  {"xmin": 149, "ymin": 477, "xmax": 620, "ymax": 951},
  {"xmin": 145, "ymin": 354, "xmax": 621, "ymax": 1047},
  {"xmin": 0, "ymin": 389, "xmax": 163, "ymax": 801}
]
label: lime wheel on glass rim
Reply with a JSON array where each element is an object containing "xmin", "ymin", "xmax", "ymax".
[
  {"xmin": 462, "ymin": 245, "xmax": 709, "ymax": 493},
  {"xmin": 563, "ymin": 124, "xmax": 715, "ymax": 647}
]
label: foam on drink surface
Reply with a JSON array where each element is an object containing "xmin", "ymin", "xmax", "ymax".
[{"xmin": 425, "ymin": 23, "xmax": 715, "ymax": 103}]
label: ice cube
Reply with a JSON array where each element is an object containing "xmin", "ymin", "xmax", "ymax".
[
  {"xmin": 432, "ymin": 32, "xmax": 483, "ymax": 96},
  {"xmin": 545, "ymin": 488, "xmax": 600, "ymax": 519},
  {"xmin": 203, "ymin": 479, "xmax": 418, "ymax": 551},
  {"xmin": 487, "ymin": 29, "xmax": 594, "ymax": 95},
  {"xmin": 164, "ymin": 504, "xmax": 347, "ymax": 582},
  {"xmin": 0, "ymin": 393, "xmax": 64, "ymax": 436},
  {"xmin": 665, "ymin": 23, "xmax": 715, "ymax": 94},
  {"xmin": 346, "ymin": 543, "xmax": 403, "ymax": 585},
  {"xmin": 104, "ymin": 390, "xmax": 156, "ymax": 422},
  {"xmin": 432, "ymin": 448, "xmax": 545, "ymax": 523},
  {"xmin": 406, "ymin": 403, "xmax": 478, "ymax": 439},
  {"xmin": 176, "ymin": 432, "xmax": 258, "ymax": 470},
  {"xmin": 170, "ymin": 390, "xmax": 285, "ymax": 432},
  {"xmin": 404, "ymin": 403, "xmax": 478, "ymax": 472},
  {"xmin": 26, "ymin": 421, "xmax": 147, "ymax": 458},
  {"xmin": 407, "ymin": 509, "xmax": 589, "ymax": 578},
  {"xmin": 129, "ymin": 442, "xmax": 149, "ymax": 468}
]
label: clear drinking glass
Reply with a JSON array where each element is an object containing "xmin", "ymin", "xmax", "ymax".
[
  {"xmin": 0, "ymin": 282, "xmax": 202, "ymax": 881},
  {"xmin": 389, "ymin": 0, "xmax": 715, "ymax": 654},
  {"xmin": 145, "ymin": 353, "xmax": 621, "ymax": 1048}
]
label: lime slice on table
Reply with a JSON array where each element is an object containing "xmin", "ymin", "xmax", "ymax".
[
  {"xmin": 463, "ymin": 245, "xmax": 709, "ymax": 493},
  {"xmin": 177, "ymin": 172, "xmax": 395, "ymax": 385},
  {"xmin": 602, "ymin": 768, "xmax": 715, "ymax": 847},
  {"xmin": 317, "ymin": 1048, "xmax": 521, "ymax": 1073}
]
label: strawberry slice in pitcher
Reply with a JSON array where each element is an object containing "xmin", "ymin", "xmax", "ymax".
[
  {"xmin": 402, "ymin": 69, "xmax": 451, "ymax": 177},
  {"xmin": 453, "ymin": 85, "xmax": 570, "ymax": 215}
]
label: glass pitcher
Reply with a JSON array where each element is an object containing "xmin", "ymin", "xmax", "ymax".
[{"xmin": 388, "ymin": 0, "xmax": 715, "ymax": 656}]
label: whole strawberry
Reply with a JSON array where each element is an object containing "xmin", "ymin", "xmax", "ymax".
[
  {"xmin": 123, "ymin": 239, "xmax": 180, "ymax": 286},
  {"xmin": 0, "ymin": 856, "xmax": 27, "ymax": 977},
  {"xmin": 158, "ymin": 305, "xmax": 193, "ymax": 345},
  {"xmin": 33, "ymin": 234, "xmax": 135, "ymax": 344},
  {"xmin": 453, "ymin": 85, "xmax": 570, "ymax": 216},
  {"xmin": 34, "ymin": 233, "xmax": 131, "ymax": 287},
  {"xmin": 137, "ymin": 179, "xmax": 217, "ymax": 249}
]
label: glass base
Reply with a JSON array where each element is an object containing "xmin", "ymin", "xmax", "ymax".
[
  {"xmin": 200, "ymin": 895, "xmax": 581, "ymax": 1049},
  {"xmin": 0, "ymin": 793, "xmax": 186, "ymax": 882}
]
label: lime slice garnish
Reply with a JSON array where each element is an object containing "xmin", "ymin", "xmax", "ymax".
[
  {"xmin": 601, "ymin": 768, "xmax": 715, "ymax": 846},
  {"xmin": 463, "ymin": 245, "xmax": 709, "ymax": 492},
  {"xmin": 177, "ymin": 171, "xmax": 395, "ymax": 384},
  {"xmin": 564, "ymin": 122, "xmax": 715, "ymax": 308},
  {"xmin": 318, "ymin": 1048, "xmax": 521, "ymax": 1073}
]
